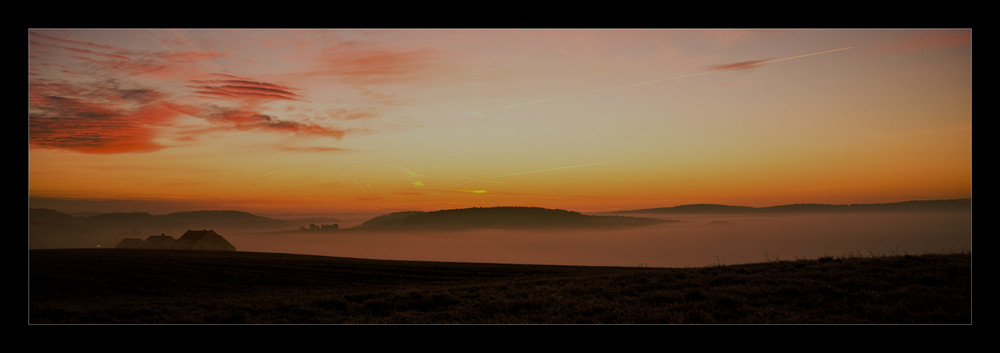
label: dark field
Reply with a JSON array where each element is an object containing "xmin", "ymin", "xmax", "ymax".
[{"xmin": 29, "ymin": 249, "xmax": 972, "ymax": 324}]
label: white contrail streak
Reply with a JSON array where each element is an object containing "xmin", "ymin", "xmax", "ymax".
[{"xmin": 758, "ymin": 46, "xmax": 854, "ymax": 66}]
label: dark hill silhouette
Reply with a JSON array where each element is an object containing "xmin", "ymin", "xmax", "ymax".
[
  {"xmin": 86, "ymin": 211, "xmax": 156, "ymax": 222},
  {"xmin": 28, "ymin": 208, "xmax": 338, "ymax": 249},
  {"xmin": 614, "ymin": 198, "xmax": 971, "ymax": 215},
  {"xmin": 164, "ymin": 210, "xmax": 275, "ymax": 221},
  {"xmin": 354, "ymin": 206, "xmax": 666, "ymax": 231},
  {"xmin": 358, "ymin": 211, "xmax": 426, "ymax": 228},
  {"xmin": 82, "ymin": 210, "xmax": 281, "ymax": 226},
  {"xmin": 115, "ymin": 229, "xmax": 236, "ymax": 251},
  {"xmin": 620, "ymin": 204, "xmax": 758, "ymax": 214},
  {"xmin": 29, "ymin": 208, "xmax": 78, "ymax": 222},
  {"xmin": 29, "ymin": 209, "xmax": 329, "ymax": 230},
  {"xmin": 29, "ymin": 209, "xmax": 100, "ymax": 249}
]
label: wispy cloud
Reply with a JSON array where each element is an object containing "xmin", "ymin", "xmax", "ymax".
[
  {"xmin": 28, "ymin": 74, "xmax": 348, "ymax": 154},
  {"xmin": 28, "ymin": 81, "xmax": 175, "ymax": 154},
  {"xmin": 28, "ymin": 31, "xmax": 364, "ymax": 154},
  {"xmin": 708, "ymin": 59, "xmax": 770, "ymax": 72},
  {"xmin": 166, "ymin": 103, "xmax": 348, "ymax": 138},
  {"xmin": 277, "ymin": 146, "xmax": 351, "ymax": 153},
  {"xmin": 709, "ymin": 47, "xmax": 854, "ymax": 72},
  {"xmin": 327, "ymin": 108, "xmax": 377, "ymax": 120},
  {"xmin": 29, "ymin": 31, "xmax": 118, "ymax": 49},
  {"xmin": 29, "ymin": 30, "xmax": 226, "ymax": 80},
  {"xmin": 188, "ymin": 74, "xmax": 299, "ymax": 102},
  {"xmin": 471, "ymin": 46, "xmax": 853, "ymax": 121},
  {"xmin": 27, "ymin": 30, "xmax": 452, "ymax": 155},
  {"xmin": 28, "ymin": 31, "xmax": 132, "ymax": 60},
  {"xmin": 310, "ymin": 41, "xmax": 436, "ymax": 85}
]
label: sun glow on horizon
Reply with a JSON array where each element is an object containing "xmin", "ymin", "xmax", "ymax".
[{"xmin": 28, "ymin": 28, "xmax": 972, "ymax": 216}]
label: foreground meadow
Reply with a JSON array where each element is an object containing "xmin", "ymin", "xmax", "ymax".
[{"xmin": 29, "ymin": 249, "xmax": 971, "ymax": 324}]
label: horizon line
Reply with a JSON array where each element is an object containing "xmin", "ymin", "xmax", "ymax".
[{"xmin": 28, "ymin": 197, "xmax": 971, "ymax": 216}]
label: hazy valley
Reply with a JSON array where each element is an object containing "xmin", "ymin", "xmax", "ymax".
[
  {"xmin": 28, "ymin": 199, "xmax": 974, "ymax": 324},
  {"xmin": 28, "ymin": 199, "xmax": 972, "ymax": 268}
]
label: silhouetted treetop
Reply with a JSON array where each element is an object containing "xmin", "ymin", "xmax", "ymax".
[
  {"xmin": 614, "ymin": 199, "xmax": 971, "ymax": 214},
  {"xmin": 355, "ymin": 206, "xmax": 664, "ymax": 230}
]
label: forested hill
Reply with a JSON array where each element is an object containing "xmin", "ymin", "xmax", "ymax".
[
  {"xmin": 612, "ymin": 199, "xmax": 972, "ymax": 215},
  {"xmin": 28, "ymin": 209, "xmax": 336, "ymax": 249},
  {"xmin": 30, "ymin": 209, "xmax": 292, "ymax": 230},
  {"xmin": 355, "ymin": 207, "xmax": 666, "ymax": 231}
]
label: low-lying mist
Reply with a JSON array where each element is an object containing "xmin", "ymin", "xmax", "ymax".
[{"xmin": 226, "ymin": 211, "xmax": 971, "ymax": 268}]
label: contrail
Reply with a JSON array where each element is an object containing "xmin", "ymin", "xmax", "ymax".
[
  {"xmin": 259, "ymin": 169, "xmax": 280, "ymax": 178},
  {"xmin": 710, "ymin": 46, "xmax": 854, "ymax": 72},
  {"xmin": 761, "ymin": 46, "xmax": 854, "ymax": 65},
  {"xmin": 473, "ymin": 46, "xmax": 854, "ymax": 117}
]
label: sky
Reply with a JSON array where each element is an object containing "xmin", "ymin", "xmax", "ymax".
[{"xmin": 27, "ymin": 28, "xmax": 973, "ymax": 215}]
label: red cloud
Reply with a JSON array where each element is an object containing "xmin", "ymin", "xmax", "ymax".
[
  {"xmin": 29, "ymin": 79, "xmax": 346, "ymax": 154},
  {"xmin": 155, "ymin": 49, "xmax": 226, "ymax": 63},
  {"xmin": 189, "ymin": 76, "xmax": 299, "ymax": 102},
  {"xmin": 28, "ymin": 83, "xmax": 177, "ymax": 154},
  {"xmin": 328, "ymin": 108, "xmax": 376, "ymax": 120},
  {"xmin": 313, "ymin": 41, "xmax": 434, "ymax": 85},
  {"xmin": 166, "ymin": 103, "xmax": 346, "ymax": 139},
  {"xmin": 277, "ymin": 146, "xmax": 350, "ymax": 152},
  {"xmin": 27, "ymin": 32, "xmax": 402, "ymax": 154}
]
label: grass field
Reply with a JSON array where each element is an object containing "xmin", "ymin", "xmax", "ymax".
[{"xmin": 28, "ymin": 249, "xmax": 972, "ymax": 324}]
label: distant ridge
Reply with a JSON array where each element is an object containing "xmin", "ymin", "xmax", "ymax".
[
  {"xmin": 355, "ymin": 206, "xmax": 665, "ymax": 231},
  {"xmin": 32, "ymin": 209, "xmax": 291, "ymax": 229},
  {"xmin": 613, "ymin": 199, "xmax": 971, "ymax": 215},
  {"xmin": 29, "ymin": 208, "xmax": 335, "ymax": 227},
  {"xmin": 28, "ymin": 208, "xmax": 338, "ymax": 249}
]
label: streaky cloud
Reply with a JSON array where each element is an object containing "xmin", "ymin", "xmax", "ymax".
[
  {"xmin": 189, "ymin": 75, "xmax": 300, "ymax": 102},
  {"xmin": 708, "ymin": 59, "xmax": 769, "ymax": 72},
  {"xmin": 277, "ymin": 146, "xmax": 350, "ymax": 153},
  {"xmin": 29, "ymin": 31, "xmax": 123, "ymax": 51},
  {"xmin": 166, "ymin": 103, "xmax": 347, "ymax": 139},
  {"xmin": 473, "ymin": 46, "xmax": 854, "ymax": 119},
  {"xmin": 310, "ymin": 41, "xmax": 437, "ymax": 85},
  {"xmin": 28, "ymin": 82, "xmax": 176, "ymax": 154},
  {"xmin": 710, "ymin": 46, "xmax": 854, "ymax": 72}
]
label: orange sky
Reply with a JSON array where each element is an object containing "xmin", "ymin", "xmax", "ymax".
[{"xmin": 28, "ymin": 28, "xmax": 972, "ymax": 215}]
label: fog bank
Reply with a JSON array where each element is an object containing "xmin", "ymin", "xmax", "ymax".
[{"xmin": 226, "ymin": 211, "xmax": 972, "ymax": 268}]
